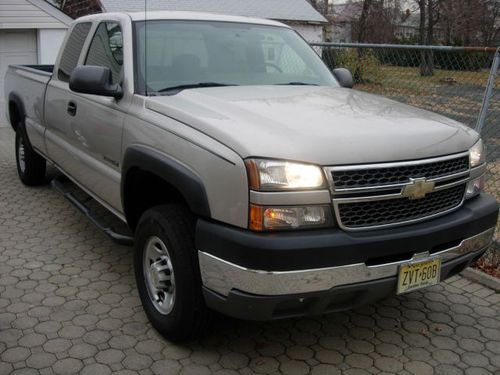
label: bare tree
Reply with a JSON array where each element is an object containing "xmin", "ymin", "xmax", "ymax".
[
  {"xmin": 357, "ymin": 0, "xmax": 373, "ymax": 42},
  {"xmin": 349, "ymin": 0, "xmax": 402, "ymax": 43},
  {"xmin": 308, "ymin": 0, "xmax": 329, "ymax": 16},
  {"xmin": 476, "ymin": 0, "xmax": 500, "ymax": 46},
  {"xmin": 439, "ymin": 0, "xmax": 460, "ymax": 44},
  {"xmin": 415, "ymin": 0, "xmax": 441, "ymax": 76},
  {"xmin": 437, "ymin": 0, "xmax": 499, "ymax": 46}
]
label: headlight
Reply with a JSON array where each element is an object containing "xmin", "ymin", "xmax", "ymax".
[
  {"xmin": 245, "ymin": 159, "xmax": 326, "ymax": 191},
  {"xmin": 249, "ymin": 204, "xmax": 333, "ymax": 231},
  {"xmin": 470, "ymin": 139, "xmax": 485, "ymax": 168}
]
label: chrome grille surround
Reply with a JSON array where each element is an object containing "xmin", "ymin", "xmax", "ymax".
[
  {"xmin": 331, "ymin": 155, "xmax": 469, "ymax": 190},
  {"xmin": 325, "ymin": 152, "xmax": 471, "ymax": 231}
]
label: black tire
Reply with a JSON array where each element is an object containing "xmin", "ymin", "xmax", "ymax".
[
  {"xmin": 134, "ymin": 204, "xmax": 210, "ymax": 342},
  {"xmin": 15, "ymin": 130, "xmax": 46, "ymax": 186}
]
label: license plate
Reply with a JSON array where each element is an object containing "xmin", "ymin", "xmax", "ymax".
[{"xmin": 397, "ymin": 258, "xmax": 441, "ymax": 294}]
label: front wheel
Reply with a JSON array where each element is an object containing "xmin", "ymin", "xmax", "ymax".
[
  {"xmin": 15, "ymin": 130, "xmax": 46, "ymax": 186},
  {"xmin": 134, "ymin": 205, "xmax": 210, "ymax": 342}
]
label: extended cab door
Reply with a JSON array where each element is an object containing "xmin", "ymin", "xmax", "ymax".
[{"xmin": 45, "ymin": 17, "xmax": 132, "ymax": 213}]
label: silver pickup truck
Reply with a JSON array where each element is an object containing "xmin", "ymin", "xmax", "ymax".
[{"xmin": 4, "ymin": 11, "xmax": 498, "ymax": 341}]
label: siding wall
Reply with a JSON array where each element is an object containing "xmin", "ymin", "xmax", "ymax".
[
  {"xmin": 0, "ymin": 0, "xmax": 68, "ymax": 29},
  {"xmin": 289, "ymin": 23, "xmax": 324, "ymax": 42}
]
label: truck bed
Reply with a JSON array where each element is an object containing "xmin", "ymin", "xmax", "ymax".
[
  {"xmin": 16, "ymin": 65, "xmax": 54, "ymax": 74},
  {"xmin": 4, "ymin": 64, "xmax": 54, "ymax": 153}
]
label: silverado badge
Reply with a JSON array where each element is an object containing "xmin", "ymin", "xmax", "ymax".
[{"xmin": 402, "ymin": 178, "xmax": 435, "ymax": 200}]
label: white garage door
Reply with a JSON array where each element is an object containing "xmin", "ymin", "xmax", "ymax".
[{"xmin": 0, "ymin": 29, "xmax": 37, "ymax": 126}]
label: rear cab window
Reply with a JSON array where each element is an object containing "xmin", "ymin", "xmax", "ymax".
[{"xmin": 58, "ymin": 22, "xmax": 92, "ymax": 82}]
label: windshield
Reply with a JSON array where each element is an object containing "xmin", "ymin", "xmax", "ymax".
[{"xmin": 134, "ymin": 20, "xmax": 338, "ymax": 94}]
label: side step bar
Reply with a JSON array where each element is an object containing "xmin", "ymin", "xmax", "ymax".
[{"xmin": 51, "ymin": 178, "xmax": 134, "ymax": 246}]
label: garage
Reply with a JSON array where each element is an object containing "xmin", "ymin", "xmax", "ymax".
[
  {"xmin": 0, "ymin": 30, "xmax": 37, "ymax": 124},
  {"xmin": 0, "ymin": 0, "xmax": 71, "ymax": 125}
]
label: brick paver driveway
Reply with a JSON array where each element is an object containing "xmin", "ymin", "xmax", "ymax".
[{"xmin": 0, "ymin": 126, "xmax": 499, "ymax": 375}]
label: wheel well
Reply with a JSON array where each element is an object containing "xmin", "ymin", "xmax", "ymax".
[
  {"xmin": 8, "ymin": 101, "xmax": 20, "ymax": 131},
  {"xmin": 123, "ymin": 168, "xmax": 190, "ymax": 231}
]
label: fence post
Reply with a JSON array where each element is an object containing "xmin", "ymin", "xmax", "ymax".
[{"xmin": 476, "ymin": 47, "xmax": 500, "ymax": 134}]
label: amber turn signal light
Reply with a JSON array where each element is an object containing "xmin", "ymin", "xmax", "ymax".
[
  {"xmin": 245, "ymin": 160, "xmax": 260, "ymax": 190},
  {"xmin": 249, "ymin": 204, "xmax": 264, "ymax": 231}
]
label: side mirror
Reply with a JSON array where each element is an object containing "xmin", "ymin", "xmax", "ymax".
[
  {"xmin": 332, "ymin": 68, "xmax": 354, "ymax": 89},
  {"xmin": 69, "ymin": 65, "xmax": 123, "ymax": 99}
]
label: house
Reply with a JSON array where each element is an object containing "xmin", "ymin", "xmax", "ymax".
[
  {"xmin": 0, "ymin": 0, "xmax": 72, "ymax": 124},
  {"xmin": 395, "ymin": 13, "xmax": 421, "ymax": 40},
  {"xmin": 327, "ymin": 2, "xmax": 445, "ymax": 43},
  {"xmin": 395, "ymin": 13, "xmax": 445, "ymax": 41},
  {"xmin": 325, "ymin": 2, "xmax": 361, "ymax": 42},
  {"xmin": 57, "ymin": 0, "xmax": 328, "ymax": 42}
]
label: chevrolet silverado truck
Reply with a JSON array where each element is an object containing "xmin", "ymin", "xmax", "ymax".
[{"xmin": 4, "ymin": 11, "xmax": 498, "ymax": 341}]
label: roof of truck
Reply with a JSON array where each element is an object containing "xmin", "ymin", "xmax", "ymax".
[
  {"xmin": 128, "ymin": 11, "xmax": 290, "ymax": 27},
  {"xmin": 75, "ymin": 11, "xmax": 291, "ymax": 28}
]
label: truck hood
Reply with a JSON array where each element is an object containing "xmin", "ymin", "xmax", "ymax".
[{"xmin": 146, "ymin": 86, "xmax": 478, "ymax": 165}]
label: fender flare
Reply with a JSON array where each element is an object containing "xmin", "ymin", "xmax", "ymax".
[
  {"xmin": 8, "ymin": 93, "xmax": 26, "ymax": 131},
  {"xmin": 121, "ymin": 145, "xmax": 211, "ymax": 219},
  {"xmin": 8, "ymin": 93, "xmax": 34, "ymax": 150}
]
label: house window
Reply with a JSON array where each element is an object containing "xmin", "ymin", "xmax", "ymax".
[{"xmin": 58, "ymin": 22, "xmax": 92, "ymax": 82}]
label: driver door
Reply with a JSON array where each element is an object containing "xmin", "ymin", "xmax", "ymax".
[{"xmin": 66, "ymin": 21, "xmax": 128, "ymax": 212}]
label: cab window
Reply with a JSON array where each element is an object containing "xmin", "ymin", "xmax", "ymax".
[
  {"xmin": 85, "ymin": 22, "xmax": 123, "ymax": 84},
  {"xmin": 58, "ymin": 22, "xmax": 92, "ymax": 82}
]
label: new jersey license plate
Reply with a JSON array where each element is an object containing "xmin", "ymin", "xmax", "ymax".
[{"xmin": 397, "ymin": 258, "xmax": 441, "ymax": 294}]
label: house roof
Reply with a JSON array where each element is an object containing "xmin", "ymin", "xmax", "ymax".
[
  {"xmin": 0, "ymin": 0, "xmax": 72, "ymax": 29},
  {"xmin": 99, "ymin": 0, "xmax": 327, "ymax": 23},
  {"xmin": 398, "ymin": 13, "xmax": 420, "ymax": 28}
]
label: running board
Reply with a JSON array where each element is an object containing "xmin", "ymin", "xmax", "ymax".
[{"xmin": 51, "ymin": 177, "xmax": 134, "ymax": 246}]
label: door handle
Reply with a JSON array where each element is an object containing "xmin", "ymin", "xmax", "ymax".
[{"xmin": 67, "ymin": 101, "xmax": 77, "ymax": 116}]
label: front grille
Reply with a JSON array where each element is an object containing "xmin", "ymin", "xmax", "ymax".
[
  {"xmin": 337, "ymin": 184, "xmax": 466, "ymax": 229},
  {"xmin": 332, "ymin": 155, "xmax": 469, "ymax": 190}
]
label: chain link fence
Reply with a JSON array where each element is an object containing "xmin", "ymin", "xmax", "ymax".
[{"xmin": 311, "ymin": 42, "xmax": 500, "ymax": 267}]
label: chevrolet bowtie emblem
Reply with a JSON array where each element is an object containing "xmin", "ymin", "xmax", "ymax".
[{"xmin": 402, "ymin": 177, "xmax": 435, "ymax": 200}]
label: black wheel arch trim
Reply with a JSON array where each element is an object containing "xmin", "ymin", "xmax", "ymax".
[
  {"xmin": 121, "ymin": 145, "xmax": 211, "ymax": 219},
  {"xmin": 8, "ymin": 93, "xmax": 34, "ymax": 150}
]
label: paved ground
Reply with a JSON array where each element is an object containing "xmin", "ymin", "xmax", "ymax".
[{"xmin": 0, "ymin": 127, "xmax": 499, "ymax": 375}]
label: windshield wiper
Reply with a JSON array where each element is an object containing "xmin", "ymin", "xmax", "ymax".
[
  {"xmin": 275, "ymin": 82, "xmax": 319, "ymax": 86},
  {"xmin": 155, "ymin": 82, "xmax": 238, "ymax": 94}
]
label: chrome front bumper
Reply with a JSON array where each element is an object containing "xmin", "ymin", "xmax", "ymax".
[{"xmin": 199, "ymin": 227, "xmax": 494, "ymax": 297}]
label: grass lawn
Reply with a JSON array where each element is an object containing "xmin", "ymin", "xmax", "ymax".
[
  {"xmin": 354, "ymin": 65, "xmax": 494, "ymax": 95},
  {"xmin": 349, "ymin": 64, "xmax": 499, "ymax": 129}
]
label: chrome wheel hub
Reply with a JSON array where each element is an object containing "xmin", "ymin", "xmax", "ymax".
[
  {"xmin": 143, "ymin": 236, "xmax": 175, "ymax": 315},
  {"xmin": 18, "ymin": 139, "xmax": 26, "ymax": 173}
]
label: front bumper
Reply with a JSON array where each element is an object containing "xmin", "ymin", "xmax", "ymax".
[
  {"xmin": 199, "ymin": 227, "xmax": 494, "ymax": 297},
  {"xmin": 196, "ymin": 193, "xmax": 498, "ymax": 320},
  {"xmin": 202, "ymin": 250, "xmax": 487, "ymax": 320}
]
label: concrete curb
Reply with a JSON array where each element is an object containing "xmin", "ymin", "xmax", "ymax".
[{"xmin": 461, "ymin": 267, "xmax": 500, "ymax": 291}]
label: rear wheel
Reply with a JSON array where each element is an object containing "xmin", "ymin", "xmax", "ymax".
[
  {"xmin": 15, "ymin": 130, "xmax": 46, "ymax": 186},
  {"xmin": 134, "ymin": 204, "xmax": 210, "ymax": 342}
]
